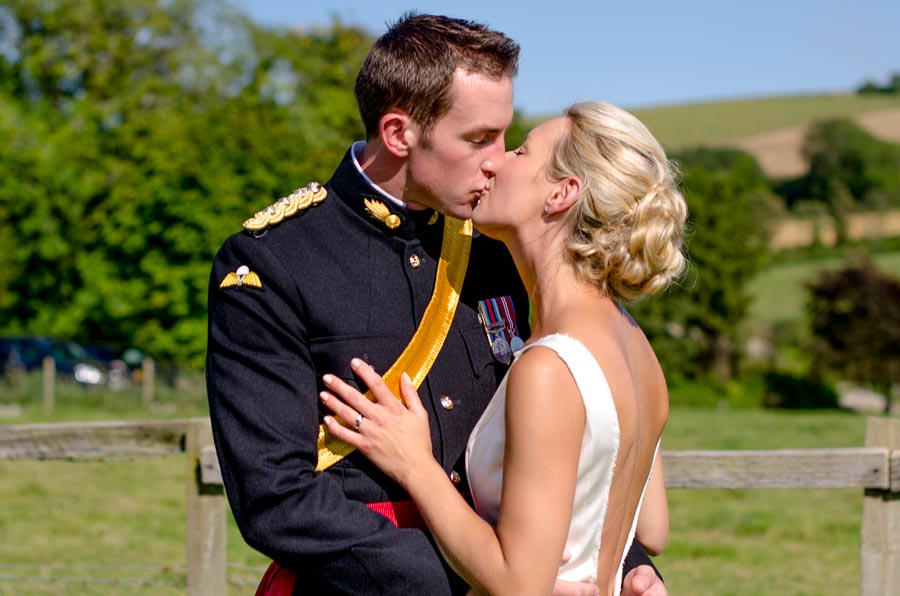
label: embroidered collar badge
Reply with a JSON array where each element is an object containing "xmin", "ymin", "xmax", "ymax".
[{"xmin": 364, "ymin": 198, "xmax": 402, "ymax": 230}]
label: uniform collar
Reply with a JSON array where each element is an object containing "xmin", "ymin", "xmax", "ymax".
[
  {"xmin": 328, "ymin": 147, "xmax": 441, "ymax": 240},
  {"xmin": 350, "ymin": 141, "xmax": 405, "ymax": 208}
]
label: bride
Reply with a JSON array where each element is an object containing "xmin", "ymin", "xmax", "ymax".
[{"xmin": 320, "ymin": 101, "xmax": 686, "ymax": 595}]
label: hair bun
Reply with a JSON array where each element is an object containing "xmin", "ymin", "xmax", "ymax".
[{"xmin": 553, "ymin": 102, "xmax": 688, "ymax": 303}]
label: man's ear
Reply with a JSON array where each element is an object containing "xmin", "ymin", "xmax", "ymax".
[
  {"xmin": 379, "ymin": 110, "xmax": 413, "ymax": 158},
  {"xmin": 546, "ymin": 177, "xmax": 583, "ymax": 215}
]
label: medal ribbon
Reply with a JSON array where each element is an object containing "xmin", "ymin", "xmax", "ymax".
[
  {"xmin": 478, "ymin": 296, "xmax": 519, "ymax": 345},
  {"xmin": 315, "ymin": 216, "xmax": 473, "ymax": 471},
  {"xmin": 496, "ymin": 296, "xmax": 520, "ymax": 341}
]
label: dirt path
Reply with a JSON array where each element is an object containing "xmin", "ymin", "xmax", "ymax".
[
  {"xmin": 732, "ymin": 106, "xmax": 900, "ymax": 178},
  {"xmin": 770, "ymin": 209, "xmax": 900, "ymax": 249}
]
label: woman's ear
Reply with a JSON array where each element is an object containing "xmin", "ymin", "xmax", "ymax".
[
  {"xmin": 379, "ymin": 110, "xmax": 413, "ymax": 157},
  {"xmin": 546, "ymin": 177, "xmax": 582, "ymax": 215}
]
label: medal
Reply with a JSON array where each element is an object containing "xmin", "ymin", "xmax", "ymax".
[
  {"xmin": 491, "ymin": 335, "xmax": 512, "ymax": 364},
  {"xmin": 477, "ymin": 296, "xmax": 523, "ymax": 363}
]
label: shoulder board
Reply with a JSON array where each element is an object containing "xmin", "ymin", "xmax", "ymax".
[{"xmin": 243, "ymin": 182, "xmax": 327, "ymax": 233}]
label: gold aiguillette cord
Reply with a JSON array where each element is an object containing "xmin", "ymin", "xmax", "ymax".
[{"xmin": 315, "ymin": 217, "xmax": 473, "ymax": 471}]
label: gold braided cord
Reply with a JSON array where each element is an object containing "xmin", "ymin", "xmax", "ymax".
[{"xmin": 315, "ymin": 217, "xmax": 473, "ymax": 471}]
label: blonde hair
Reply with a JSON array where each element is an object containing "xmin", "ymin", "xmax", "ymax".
[{"xmin": 550, "ymin": 101, "xmax": 687, "ymax": 303}]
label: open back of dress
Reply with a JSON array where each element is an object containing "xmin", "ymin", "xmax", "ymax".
[{"xmin": 466, "ymin": 333, "xmax": 655, "ymax": 594}]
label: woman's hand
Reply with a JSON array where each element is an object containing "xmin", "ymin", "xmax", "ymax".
[{"xmin": 320, "ymin": 358, "xmax": 437, "ymax": 488}]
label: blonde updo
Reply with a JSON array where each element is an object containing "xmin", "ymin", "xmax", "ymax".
[{"xmin": 550, "ymin": 101, "xmax": 688, "ymax": 303}]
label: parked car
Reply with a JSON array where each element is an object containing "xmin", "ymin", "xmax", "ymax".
[
  {"xmin": 82, "ymin": 344, "xmax": 133, "ymax": 389},
  {"xmin": 0, "ymin": 336, "xmax": 108, "ymax": 386}
]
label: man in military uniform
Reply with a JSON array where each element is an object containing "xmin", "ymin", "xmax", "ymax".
[{"xmin": 207, "ymin": 13, "xmax": 664, "ymax": 595}]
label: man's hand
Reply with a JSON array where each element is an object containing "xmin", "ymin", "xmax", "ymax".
[
  {"xmin": 549, "ymin": 552, "xmax": 599, "ymax": 596},
  {"xmin": 622, "ymin": 564, "xmax": 667, "ymax": 596}
]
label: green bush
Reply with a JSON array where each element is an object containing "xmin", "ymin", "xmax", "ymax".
[
  {"xmin": 631, "ymin": 147, "xmax": 775, "ymax": 381},
  {"xmin": 761, "ymin": 371, "xmax": 839, "ymax": 409},
  {"xmin": 667, "ymin": 374, "xmax": 766, "ymax": 409}
]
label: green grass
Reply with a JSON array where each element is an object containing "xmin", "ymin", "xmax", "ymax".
[
  {"xmin": 0, "ymin": 457, "xmax": 269, "ymax": 595},
  {"xmin": 746, "ymin": 249, "xmax": 900, "ymax": 330},
  {"xmin": 0, "ymin": 372, "xmax": 209, "ymax": 423},
  {"xmin": 632, "ymin": 93, "xmax": 900, "ymax": 150},
  {"xmin": 0, "ymin": 387, "xmax": 880, "ymax": 594},
  {"xmin": 659, "ymin": 407, "xmax": 870, "ymax": 595}
]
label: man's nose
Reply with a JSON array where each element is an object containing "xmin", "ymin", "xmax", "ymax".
[{"xmin": 482, "ymin": 140, "xmax": 507, "ymax": 175}]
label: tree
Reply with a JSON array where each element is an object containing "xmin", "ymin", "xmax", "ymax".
[
  {"xmin": 629, "ymin": 148, "xmax": 776, "ymax": 381},
  {"xmin": 0, "ymin": 0, "xmax": 371, "ymax": 368},
  {"xmin": 806, "ymin": 261, "xmax": 900, "ymax": 413},
  {"xmin": 801, "ymin": 119, "xmax": 900, "ymax": 240}
]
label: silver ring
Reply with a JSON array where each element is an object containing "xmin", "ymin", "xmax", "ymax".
[{"xmin": 353, "ymin": 413, "xmax": 364, "ymax": 429}]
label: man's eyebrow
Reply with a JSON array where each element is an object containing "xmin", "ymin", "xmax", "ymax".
[{"xmin": 467, "ymin": 126, "xmax": 505, "ymax": 135}]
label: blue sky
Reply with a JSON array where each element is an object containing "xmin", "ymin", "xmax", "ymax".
[{"xmin": 232, "ymin": 0, "xmax": 900, "ymax": 117}]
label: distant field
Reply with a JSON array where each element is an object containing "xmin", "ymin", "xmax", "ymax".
[
  {"xmin": 747, "ymin": 250, "xmax": 900, "ymax": 331},
  {"xmin": 731, "ymin": 106, "xmax": 900, "ymax": 177},
  {"xmin": 629, "ymin": 93, "xmax": 900, "ymax": 150},
  {"xmin": 523, "ymin": 93, "xmax": 900, "ymax": 179},
  {"xmin": 525, "ymin": 93, "xmax": 900, "ymax": 149}
]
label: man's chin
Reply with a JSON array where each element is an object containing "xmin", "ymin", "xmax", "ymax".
[{"xmin": 442, "ymin": 204, "xmax": 474, "ymax": 220}]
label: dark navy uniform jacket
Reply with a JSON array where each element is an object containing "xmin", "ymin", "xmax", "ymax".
[
  {"xmin": 207, "ymin": 148, "xmax": 654, "ymax": 594},
  {"xmin": 207, "ymin": 148, "xmax": 529, "ymax": 594}
]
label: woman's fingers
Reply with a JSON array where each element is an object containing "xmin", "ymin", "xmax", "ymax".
[
  {"xmin": 320, "ymin": 360, "xmax": 419, "ymax": 438},
  {"xmin": 349, "ymin": 358, "xmax": 403, "ymax": 408},
  {"xmin": 399, "ymin": 372, "xmax": 424, "ymax": 413},
  {"xmin": 319, "ymin": 386, "xmax": 366, "ymax": 446},
  {"xmin": 319, "ymin": 387, "xmax": 365, "ymax": 432},
  {"xmin": 321, "ymin": 372, "xmax": 375, "ymax": 417}
]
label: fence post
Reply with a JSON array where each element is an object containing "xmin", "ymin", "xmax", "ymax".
[
  {"xmin": 142, "ymin": 357, "xmax": 155, "ymax": 407},
  {"xmin": 185, "ymin": 418, "xmax": 227, "ymax": 596},
  {"xmin": 860, "ymin": 416, "xmax": 900, "ymax": 595},
  {"xmin": 42, "ymin": 356, "xmax": 54, "ymax": 412}
]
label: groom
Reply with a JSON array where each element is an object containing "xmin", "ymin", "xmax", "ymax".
[{"xmin": 206, "ymin": 12, "xmax": 665, "ymax": 595}]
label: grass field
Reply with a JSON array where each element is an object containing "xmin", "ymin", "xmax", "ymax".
[
  {"xmin": 746, "ymin": 249, "xmax": 900, "ymax": 332},
  {"xmin": 628, "ymin": 94, "xmax": 900, "ymax": 150},
  {"xmin": 524, "ymin": 93, "xmax": 900, "ymax": 151},
  {"xmin": 663, "ymin": 408, "xmax": 869, "ymax": 595},
  {"xmin": 0, "ymin": 391, "xmax": 879, "ymax": 595}
]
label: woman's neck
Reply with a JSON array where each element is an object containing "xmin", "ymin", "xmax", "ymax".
[{"xmin": 503, "ymin": 230, "xmax": 598, "ymax": 339}]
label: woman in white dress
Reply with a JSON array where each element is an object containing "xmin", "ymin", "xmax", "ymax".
[{"xmin": 320, "ymin": 101, "xmax": 687, "ymax": 595}]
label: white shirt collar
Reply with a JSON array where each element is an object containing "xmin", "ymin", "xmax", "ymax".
[{"xmin": 351, "ymin": 141, "xmax": 405, "ymax": 208}]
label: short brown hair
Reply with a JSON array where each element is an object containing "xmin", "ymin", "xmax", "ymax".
[{"xmin": 354, "ymin": 12, "xmax": 519, "ymax": 138}]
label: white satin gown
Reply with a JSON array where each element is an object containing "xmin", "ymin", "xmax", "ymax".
[{"xmin": 465, "ymin": 333, "xmax": 656, "ymax": 594}]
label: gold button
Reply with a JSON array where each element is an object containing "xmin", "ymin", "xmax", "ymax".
[
  {"xmin": 409, "ymin": 254, "xmax": 421, "ymax": 269},
  {"xmin": 440, "ymin": 395, "xmax": 454, "ymax": 410},
  {"xmin": 450, "ymin": 470, "xmax": 461, "ymax": 485}
]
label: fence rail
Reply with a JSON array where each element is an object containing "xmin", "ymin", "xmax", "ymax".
[{"xmin": 1, "ymin": 416, "xmax": 898, "ymax": 595}]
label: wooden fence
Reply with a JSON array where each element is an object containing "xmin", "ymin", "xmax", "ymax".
[{"xmin": 1, "ymin": 416, "xmax": 898, "ymax": 595}]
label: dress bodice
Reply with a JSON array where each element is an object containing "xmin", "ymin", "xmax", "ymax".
[{"xmin": 465, "ymin": 333, "xmax": 652, "ymax": 592}]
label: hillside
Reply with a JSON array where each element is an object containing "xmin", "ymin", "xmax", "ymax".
[
  {"xmin": 630, "ymin": 93, "xmax": 900, "ymax": 179},
  {"xmin": 524, "ymin": 94, "xmax": 900, "ymax": 179},
  {"xmin": 731, "ymin": 106, "xmax": 900, "ymax": 178}
]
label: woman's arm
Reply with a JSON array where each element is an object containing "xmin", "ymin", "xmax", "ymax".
[
  {"xmin": 635, "ymin": 450, "xmax": 668, "ymax": 556},
  {"xmin": 321, "ymin": 354, "xmax": 586, "ymax": 596}
]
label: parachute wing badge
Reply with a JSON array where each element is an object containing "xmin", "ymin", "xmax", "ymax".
[
  {"xmin": 219, "ymin": 272, "xmax": 239, "ymax": 288},
  {"xmin": 219, "ymin": 265, "xmax": 262, "ymax": 289}
]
